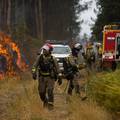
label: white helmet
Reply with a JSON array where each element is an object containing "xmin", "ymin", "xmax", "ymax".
[
  {"xmin": 42, "ymin": 45, "xmax": 50, "ymax": 51},
  {"xmin": 74, "ymin": 43, "xmax": 82, "ymax": 49}
]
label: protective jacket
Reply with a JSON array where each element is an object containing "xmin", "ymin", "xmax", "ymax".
[
  {"xmin": 32, "ymin": 54, "xmax": 59, "ymax": 80},
  {"xmin": 63, "ymin": 56, "xmax": 78, "ymax": 80},
  {"xmin": 86, "ymin": 47, "xmax": 95, "ymax": 62}
]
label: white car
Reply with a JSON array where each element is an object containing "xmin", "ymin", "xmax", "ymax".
[{"xmin": 51, "ymin": 44, "xmax": 72, "ymax": 72}]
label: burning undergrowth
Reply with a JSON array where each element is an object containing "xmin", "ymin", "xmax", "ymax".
[{"xmin": 0, "ymin": 32, "xmax": 28, "ymax": 79}]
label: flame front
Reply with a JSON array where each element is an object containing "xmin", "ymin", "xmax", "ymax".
[{"xmin": 0, "ymin": 32, "xmax": 28, "ymax": 79}]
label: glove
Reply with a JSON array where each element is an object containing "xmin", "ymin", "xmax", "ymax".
[
  {"xmin": 32, "ymin": 67, "xmax": 37, "ymax": 80},
  {"xmin": 32, "ymin": 73, "xmax": 37, "ymax": 80},
  {"xmin": 32, "ymin": 67, "xmax": 36, "ymax": 73}
]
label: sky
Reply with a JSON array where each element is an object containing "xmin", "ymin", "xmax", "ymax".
[{"xmin": 79, "ymin": 0, "xmax": 97, "ymax": 37}]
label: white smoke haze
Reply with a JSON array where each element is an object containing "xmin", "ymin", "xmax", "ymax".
[{"xmin": 79, "ymin": 0, "xmax": 97, "ymax": 37}]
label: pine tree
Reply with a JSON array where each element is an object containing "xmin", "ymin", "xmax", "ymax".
[{"xmin": 91, "ymin": 0, "xmax": 120, "ymax": 41}]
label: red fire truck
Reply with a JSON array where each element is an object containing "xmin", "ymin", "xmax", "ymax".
[{"xmin": 102, "ymin": 24, "xmax": 120, "ymax": 71}]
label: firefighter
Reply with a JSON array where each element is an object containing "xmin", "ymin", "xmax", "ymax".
[
  {"xmin": 85, "ymin": 43, "xmax": 95, "ymax": 70},
  {"xmin": 64, "ymin": 43, "xmax": 85, "ymax": 95},
  {"xmin": 96, "ymin": 43, "xmax": 102, "ymax": 58},
  {"xmin": 63, "ymin": 56, "xmax": 79, "ymax": 95},
  {"xmin": 72, "ymin": 43, "xmax": 85, "ymax": 65},
  {"xmin": 72, "ymin": 43, "xmax": 82, "ymax": 64},
  {"xmin": 32, "ymin": 44, "xmax": 61, "ymax": 110},
  {"xmin": 95, "ymin": 43, "xmax": 102, "ymax": 71}
]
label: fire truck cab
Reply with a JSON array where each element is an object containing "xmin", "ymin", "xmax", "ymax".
[{"xmin": 102, "ymin": 24, "xmax": 120, "ymax": 70}]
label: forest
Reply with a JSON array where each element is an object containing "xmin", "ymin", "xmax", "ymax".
[
  {"xmin": 0, "ymin": 0, "xmax": 87, "ymax": 42},
  {"xmin": 92, "ymin": 0, "xmax": 120, "ymax": 41},
  {"xmin": 0, "ymin": 0, "xmax": 120, "ymax": 42},
  {"xmin": 0, "ymin": 1, "xmax": 120, "ymax": 120}
]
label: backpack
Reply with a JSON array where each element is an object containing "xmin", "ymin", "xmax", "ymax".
[{"xmin": 63, "ymin": 58, "xmax": 77, "ymax": 80}]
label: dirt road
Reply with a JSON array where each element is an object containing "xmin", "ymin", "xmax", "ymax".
[{"xmin": 0, "ymin": 71, "xmax": 111, "ymax": 120}]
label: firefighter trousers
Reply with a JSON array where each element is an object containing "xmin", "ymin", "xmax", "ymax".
[
  {"xmin": 38, "ymin": 76, "xmax": 55, "ymax": 105},
  {"xmin": 68, "ymin": 72, "xmax": 80, "ymax": 95}
]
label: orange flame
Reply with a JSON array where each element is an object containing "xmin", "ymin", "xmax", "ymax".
[{"xmin": 0, "ymin": 32, "xmax": 28, "ymax": 79}]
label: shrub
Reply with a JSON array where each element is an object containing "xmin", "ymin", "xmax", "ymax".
[{"xmin": 87, "ymin": 70, "xmax": 120, "ymax": 113}]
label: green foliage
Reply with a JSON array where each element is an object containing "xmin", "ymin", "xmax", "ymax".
[
  {"xmin": 88, "ymin": 70, "xmax": 120, "ymax": 112},
  {"xmin": 91, "ymin": 0, "xmax": 120, "ymax": 41}
]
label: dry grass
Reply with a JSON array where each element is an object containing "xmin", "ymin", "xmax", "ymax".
[
  {"xmin": 68, "ymin": 95, "xmax": 112, "ymax": 120},
  {"xmin": 0, "ymin": 75, "xmax": 46, "ymax": 120},
  {"xmin": 0, "ymin": 71, "xmax": 113, "ymax": 120}
]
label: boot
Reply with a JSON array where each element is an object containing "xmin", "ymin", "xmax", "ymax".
[
  {"xmin": 75, "ymin": 85, "xmax": 80, "ymax": 94},
  {"xmin": 43, "ymin": 100, "xmax": 48, "ymax": 108},
  {"xmin": 68, "ymin": 80, "xmax": 74, "ymax": 95},
  {"xmin": 68, "ymin": 87, "xmax": 73, "ymax": 95},
  {"xmin": 47, "ymin": 102, "xmax": 54, "ymax": 110}
]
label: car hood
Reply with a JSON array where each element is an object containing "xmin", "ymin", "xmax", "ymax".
[{"xmin": 52, "ymin": 54, "xmax": 70, "ymax": 58}]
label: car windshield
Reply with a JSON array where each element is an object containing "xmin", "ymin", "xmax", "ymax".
[{"xmin": 52, "ymin": 46, "xmax": 71, "ymax": 54}]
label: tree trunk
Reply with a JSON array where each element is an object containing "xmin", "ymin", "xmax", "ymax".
[
  {"xmin": 35, "ymin": 0, "xmax": 40, "ymax": 38},
  {"xmin": 39, "ymin": 0, "xmax": 43, "ymax": 42},
  {"xmin": 7, "ymin": 0, "xmax": 11, "ymax": 33},
  {"xmin": 2, "ymin": 0, "xmax": 7, "ymax": 31}
]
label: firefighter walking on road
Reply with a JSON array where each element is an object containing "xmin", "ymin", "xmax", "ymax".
[
  {"xmin": 63, "ymin": 43, "xmax": 85, "ymax": 95},
  {"xmin": 32, "ymin": 44, "xmax": 61, "ymax": 110},
  {"xmin": 63, "ymin": 56, "xmax": 79, "ymax": 95}
]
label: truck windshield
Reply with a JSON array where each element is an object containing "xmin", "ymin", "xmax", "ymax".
[{"xmin": 52, "ymin": 46, "xmax": 71, "ymax": 54}]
